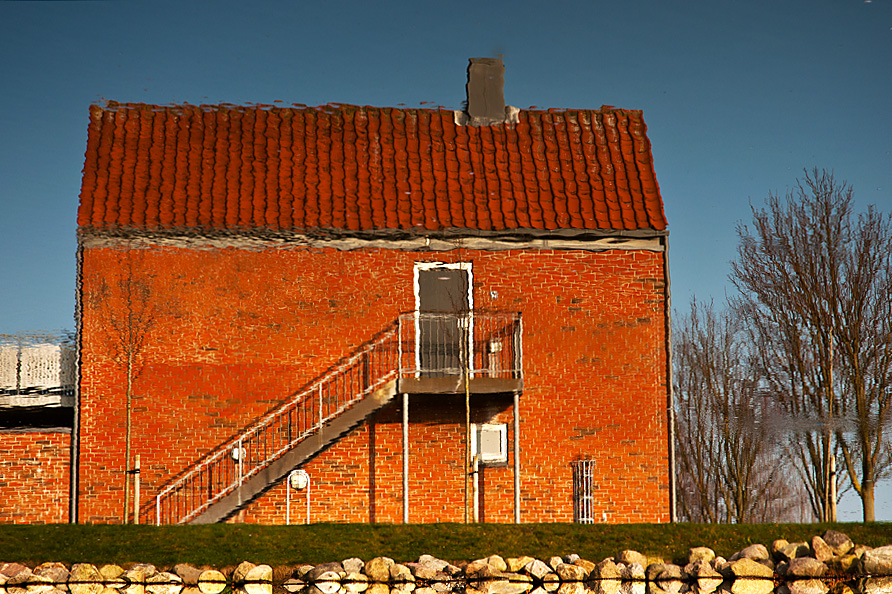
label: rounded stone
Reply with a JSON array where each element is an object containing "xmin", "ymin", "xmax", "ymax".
[
  {"xmin": 232, "ymin": 564, "xmax": 256, "ymax": 585},
  {"xmin": 344, "ymin": 573, "xmax": 369, "ymax": 594},
  {"xmin": 729, "ymin": 559, "xmax": 773, "ymax": 579},
  {"xmin": 787, "ymin": 558, "xmax": 826, "ymax": 578},
  {"xmin": 487, "ymin": 557, "xmax": 508, "ymax": 573},
  {"xmin": 523, "ymin": 560, "xmax": 551, "ymax": 581},
  {"xmin": 146, "ymin": 573, "xmax": 183, "ymax": 594},
  {"xmin": 243, "ymin": 583, "xmax": 273, "ymax": 594},
  {"xmin": 687, "ymin": 548, "xmax": 715, "ymax": 566},
  {"xmin": 364, "ymin": 559, "xmax": 395, "ymax": 583},
  {"xmin": 591, "ymin": 560, "xmax": 620, "ymax": 581},
  {"xmin": 860, "ymin": 545, "xmax": 892, "ymax": 576},
  {"xmin": 389, "ymin": 565, "xmax": 414, "ymax": 584},
  {"xmin": 197, "ymin": 570, "xmax": 227, "ymax": 594},
  {"xmin": 821, "ymin": 530, "xmax": 854, "ymax": 557},
  {"xmin": 554, "ymin": 565, "xmax": 586, "ymax": 582},
  {"xmin": 69, "ymin": 565, "xmax": 104, "ymax": 594},
  {"xmin": 731, "ymin": 545, "xmax": 770, "ymax": 563},
  {"xmin": 730, "ymin": 579, "xmax": 773, "ymax": 594},
  {"xmin": 506, "ymin": 558, "xmax": 535, "ymax": 574},
  {"xmin": 810, "ymin": 537, "xmax": 833, "ymax": 563},
  {"xmin": 787, "ymin": 580, "xmax": 829, "ymax": 594}
]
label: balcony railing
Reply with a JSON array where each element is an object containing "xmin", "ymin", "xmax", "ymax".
[
  {"xmin": 146, "ymin": 311, "xmax": 521, "ymax": 524},
  {"xmin": 396, "ymin": 311, "xmax": 522, "ymax": 379}
]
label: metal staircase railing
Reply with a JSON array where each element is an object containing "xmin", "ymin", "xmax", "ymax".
[
  {"xmin": 144, "ymin": 321, "xmax": 400, "ymax": 525},
  {"xmin": 142, "ymin": 311, "xmax": 521, "ymax": 524}
]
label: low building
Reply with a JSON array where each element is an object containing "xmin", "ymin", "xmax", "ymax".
[
  {"xmin": 64, "ymin": 59, "xmax": 673, "ymax": 524},
  {"xmin": 0, "ymin": 333, "xmax": 75, "ymax": 524}
]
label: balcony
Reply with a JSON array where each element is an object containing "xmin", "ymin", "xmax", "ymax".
[{"xmin": 395, "ymin": 311, "xmax": 523, "ymax": 395}]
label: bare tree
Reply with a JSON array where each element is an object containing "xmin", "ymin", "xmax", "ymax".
[
  {"xmin": 675, "ymin": 302, "xmax": 723, "ymax": 522},
  {"xmin": 674, "ymin": 300, "xmax": 794, "ymax": 522},
  {"xmin": 834, "ymin": 204, "xmax": 892, "ymax": 521},
  {"xmin": 732, "ymin": 169, "xmax": 892, "ymax": 521},
  {"xmin": 91, "ymin": 245, "xmax": 155, "ymax": 523}
]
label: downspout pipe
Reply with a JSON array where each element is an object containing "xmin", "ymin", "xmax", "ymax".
[
  {"xmin": 513, "ymin": 391, "xmax": 520, "ymax": 524},
  {"xmin": 402, "ymin": 392, "xmax": 409, "ymax": 523},
  {"xmin": 70, "ymin": 235, "xmax": 83, "ymax": 523},
  {"xmin": 663, "ymin": 234, "xmax": 677, "ymax": 523}
]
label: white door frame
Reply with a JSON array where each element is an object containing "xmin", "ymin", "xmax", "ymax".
[{"xmin": 412, "ymin": 262, "xmax": 474, "ymax": 375}]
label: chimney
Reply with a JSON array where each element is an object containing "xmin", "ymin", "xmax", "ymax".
[{"xmin": 459, "ymin": 58, "xmax": 517, "ymax": 127}]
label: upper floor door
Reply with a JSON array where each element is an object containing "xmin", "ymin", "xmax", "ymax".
[{"xmin": 414, "ymin": 262, "xmax": 473, "ymax": 375}]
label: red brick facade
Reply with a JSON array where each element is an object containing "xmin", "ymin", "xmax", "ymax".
[
  {"xmin": 76, "ymin": 243, "xmax": 670, "ymax": 524},
  {"xmin": 67, "ymin": 97, "xmax": 671, "ymax": 525},
  {"xmin": 0, "ymin": 431, "xmax": 70, "ymax": 524}
]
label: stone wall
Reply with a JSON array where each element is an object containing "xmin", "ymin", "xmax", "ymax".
[{"xmin": 3, "ymin": 530, "xmax": 892, "ymax": 594}]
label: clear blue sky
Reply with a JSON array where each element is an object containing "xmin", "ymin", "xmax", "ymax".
[{"xmin": 1, "ymin": 0, "xmax": 890, "ymax": 521}]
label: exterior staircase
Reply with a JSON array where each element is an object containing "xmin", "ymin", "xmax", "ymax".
[{"xmin": 142, "ymin": 312, "xmax": 522, "ymax": 524}]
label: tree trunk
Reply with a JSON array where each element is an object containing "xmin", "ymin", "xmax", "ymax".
[
  {"xmin": 123, "ymin": 351, "xmax": 133, "ymax": 524},
  {"xmin": 862, "ymin": 478, "xmax": 875, "ymax": 522}
]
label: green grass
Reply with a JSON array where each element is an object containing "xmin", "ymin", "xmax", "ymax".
[{"xmin": 1, "ymin": 523, "xmax": 890, "ymax": 568}]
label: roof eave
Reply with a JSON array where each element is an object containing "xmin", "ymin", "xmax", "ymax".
[{"xmin": 77, "ymin": 225, "xmax": 668, "ymax": 242}]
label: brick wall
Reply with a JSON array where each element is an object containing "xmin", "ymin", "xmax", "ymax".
[
  {"xmin": 0, "ymin": 431, "xmax": 70, "ymax": 523},
  {"xmin": 77, "ymin": 244, "xmax": 669, "ymax": 524}
]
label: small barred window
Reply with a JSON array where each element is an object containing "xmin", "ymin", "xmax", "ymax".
[{"xmin": 571, "ymin": 459, "xmax": 596, "ymax": 523}]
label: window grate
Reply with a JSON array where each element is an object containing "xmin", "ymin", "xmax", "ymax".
[{"xmin": 571, "ymin": 459, "xmax": 596, "ymax": 523}]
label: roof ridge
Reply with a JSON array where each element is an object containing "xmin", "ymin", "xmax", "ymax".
[{"xmin": 94, "ymin": 101, "xmax": 644, "ymax": 118}]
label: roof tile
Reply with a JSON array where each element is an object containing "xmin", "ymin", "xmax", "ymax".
[{"xmin": 79, "ymin": 103, "xmax": 667, "ymax": 235}]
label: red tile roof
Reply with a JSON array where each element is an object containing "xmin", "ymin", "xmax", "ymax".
[{"xmin": 78, "ymin": 102, "xmax": 666, "ymax": 236}]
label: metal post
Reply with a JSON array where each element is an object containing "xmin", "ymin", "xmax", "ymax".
[
  {"xmin": 156, "ymin": 494, "xmax": 160, "ymax": 526},
  {"xmin": 830, "ymin": 455, "xmax": 837, "ymax": 522},
  {"xmin": 464, "ymin": 330, "xmax": 471, "ymax": 524},
  {"xmin": 516, "ymin": 313, "xmax": 523, "ymax": 377},
  {"xmin": 133, "ymin": 455, "xmax": 140, "ymax": 525},
  {"xmin": 472, "ymin": 455, "xmax": 479, "ymax": 523},
  {"xmin": 467, "ymin": 312, "xmax": 475, "ymax": 379},
  {"xmin": 662, "ymin": 236, "xmax": 677, "ymax": 523},
  {"xmin": 402, "ymin": 392, "xmax": 409, "ymax": 524},
  {"xmin": 237, "ymin": 437, "xmax": 244, "ymax": 506},
  {"xmin": 318, "ymin": 384, "xmax": 324, "ymax": 430},
  {"xmin": 362, "ymin": 351, "xmax": 370, "ymax": 393},
  {"xmin": 513, "ymin": 391, "xmax": 520, "ymax": 524},
  {"xmin": 397, "ymin": 317, "xmax": 403, "ymax": 380},
  {"xmin": 286, "ymin": 469, "xmax": 311, "ymax": 525}
]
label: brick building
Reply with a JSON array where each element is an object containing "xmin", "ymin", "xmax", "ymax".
[
  {"xmin": 0, "ymin": 335, "xmax": 75, "ymax": 524},
  {"xmin": 70, "ymin": 60, "xmax": 672, "ymax": 524}
]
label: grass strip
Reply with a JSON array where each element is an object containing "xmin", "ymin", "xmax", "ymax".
[{"xmin": 1, "ymin": 523, "xmax": 890, "ymax": 568}]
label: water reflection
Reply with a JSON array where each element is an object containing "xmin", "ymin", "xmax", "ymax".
[
  {"xmin": 258, "ymin": 578, "xmax": 892, "ymax": 594},
  {"xmin": 7, "ymin": 577, "xmax": 891, "ymax": 594}
]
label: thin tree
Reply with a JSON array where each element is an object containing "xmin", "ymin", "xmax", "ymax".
[
  {"xmin": 674, "ymin": 302, "xmax": 722, "ymax": 522},
  {"xmin": 732, "ymin": 169, "xmax": 892, "ymax": 521},
  {"xmin": 674, "ymin": 300, "xmax": 793, "ymax": 522},
  {"xmin": 834, "ymin": 204, "xmax": 892, "ymax": 520},
  {"xmin": 93, "ymin": 245, "xmax": 155, "ymax": 523}
]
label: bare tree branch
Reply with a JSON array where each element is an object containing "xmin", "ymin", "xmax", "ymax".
[
  {"xmin": 674, "ymin": 300, "xmax": 802, "ymax": 522},
  {"xmin": 731, "ymin": 168, "xmax": 892, "ymax": 521}
]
